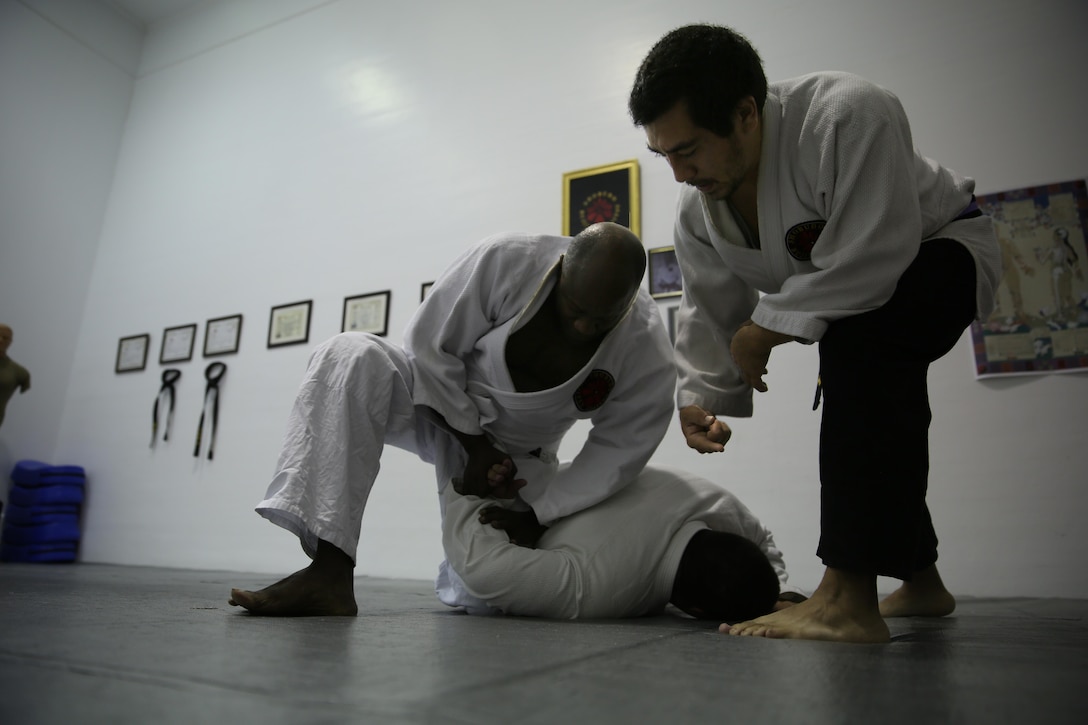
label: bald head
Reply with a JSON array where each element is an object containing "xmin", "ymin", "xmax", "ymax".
[
  {"xmin": 0, "ymin": 325, "xmax": 11, "ymax": 356},
  {"xmin": 554, "ymin": 223, "xmax": 647, "ymax": 343},
  {"xmin": 564, "ymin": 222, "xmax": 647, "ymax": 295}
]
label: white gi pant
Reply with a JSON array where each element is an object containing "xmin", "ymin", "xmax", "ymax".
[{"xmin": 255, "ymin": 332, "xmax": 493, "ymax": 611}]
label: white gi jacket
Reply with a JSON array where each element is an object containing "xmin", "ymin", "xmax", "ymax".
[
  {"xmin": 442, "ymin": 464, "xmax": 801, "ymax": 619},
  {"xmin": 257, "ymin": 232, "xmax": 674, "ymax": 601},
  {"xmin": 405, "ymin": 232, "xmax": 676, "ymax": 525},
  {"xmin": 674, "ymin": 72, "xmax": 1002, "ymax": 416}
]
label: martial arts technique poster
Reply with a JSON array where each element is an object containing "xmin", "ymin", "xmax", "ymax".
[{"xmin": 970, "ymin": 179, "xmax": 1088, "ymax": 378}]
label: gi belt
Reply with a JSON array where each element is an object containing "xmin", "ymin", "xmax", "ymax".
[
  {"xmin": 194, "ymin": 362, "xmax": 226, "ymax": 460},
  {"xmin": 151, "ymin": 368, "xmax": 182, "ymax": 447}
]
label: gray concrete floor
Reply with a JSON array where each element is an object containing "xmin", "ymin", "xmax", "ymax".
[{"xmin": 0, "ymin": 564, "xmax": 1086, "ymax": 724}]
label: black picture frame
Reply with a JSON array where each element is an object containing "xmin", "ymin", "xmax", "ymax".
[
  {"xmin": 204, "ymin": 314, "xmax": 243, "ymax": 357},
  {"xmin": 562, "ymin": 159, "xmax": 640, "ymax": 237},
  {"xmin": 341, "ymin": 291, "xmax": 391, "ymax": 336},
  {"xmin": 115, "ymin": 333, "xmax": 150, "ymax": 373},
  {"xmin": 160, "ymin": 323, "xmax": 197, "ymax": 364},
  {"xmin": 268, "ymin": 300, "xmax": 313, "ymax": 348}
]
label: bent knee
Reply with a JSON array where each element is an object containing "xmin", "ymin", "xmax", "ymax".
[{"xmin": 309, "ymin": 333, "xmax": 412, "ymax": 386}]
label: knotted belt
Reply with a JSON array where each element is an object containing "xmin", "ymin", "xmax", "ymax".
[
  {"xmin": 194, "ymin": 362, "xmax": 226, "ymax": 460},
  {"xmin": 151, "ymin": 369, "xmax": 182, "ymax": 448}
]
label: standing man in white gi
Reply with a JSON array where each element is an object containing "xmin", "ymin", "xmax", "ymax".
[
  {"xmin": 229, "ymin": 222, "xmax": 676, "ymax": 616},
  {"xmin": 628, "ymin": 24, "xmax": 1001, "ymax": 643},
  {"xmin": 443, "ymin": 463, "xmax": 806, "ymax": 621}
]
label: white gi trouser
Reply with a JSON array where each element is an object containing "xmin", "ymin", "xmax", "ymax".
[{"xmin": 255, "ymin": 332, "xmax": 495, "ymax": 609}]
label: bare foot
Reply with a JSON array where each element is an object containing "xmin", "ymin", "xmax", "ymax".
[
  {"xmin": 228, "ymin": 540, "xmax": 357, "ymax": 616},
  {"xmin": 879, "ymin": 565, "xmax": 956, "ymax": 618},
  {"xmin": 723, "ymin": 568, "xmax": 890, "ymax": 643}
]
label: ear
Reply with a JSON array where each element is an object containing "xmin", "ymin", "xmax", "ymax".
[{"xmin": 736, "ymin": 96, "xmax": 759, "ymax": 131}]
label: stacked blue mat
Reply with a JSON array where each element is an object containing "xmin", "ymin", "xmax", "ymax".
[{"xmin": 1, "ymin": 460, "xmax": 86, "ymax": 563}]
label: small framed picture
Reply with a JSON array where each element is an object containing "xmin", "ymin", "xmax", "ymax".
[
  {"xmin": 268, "ymin": 300, "xmax": 313, "ymax": 348},
  {"xmin": 160, "ymin": 323, "xmax": 196, "ymax": 364},
  {"xmin": 420, "ymin": 281, "xmax": 434, "ymax": 302},
  {"xmin": 666, "ymin": 305, "xmax": 679, "ymax": 345},
  {"xmin": 204, "ymin": 314, "xmax": 243, "ymax": 357},
  {"xmin": 562, "ymin": 159, "xmax": 640, "ymax": 237},
  {"xmin": 342, "ymin": 291, "xmax": 391, "ymax": 336},
  {"xmin": 116, "ymin": 333, "xmax": 150, "ymax": 373},
  {"xmin": 648, "ymin": 246, "xmax": 683, "ymax": 299}
]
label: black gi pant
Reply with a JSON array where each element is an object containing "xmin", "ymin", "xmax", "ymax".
[{"xmin": 815, "ymin": 239, "xmax": 977, "ymax": 580}]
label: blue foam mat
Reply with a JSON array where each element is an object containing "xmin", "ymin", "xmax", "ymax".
[
  {"xmin": 9, "ymin": 484, "xmax": 84, "ymax": 507},
  {"xmin": 0, "ymin": 542, "xmax": 78, "ymax": 562},
  {"xmin": 3, "ymin": 502, "xmax": 80, "ymax": 525},
  {"xmin": 11, "ymin": 460, "xmax": 85, "ymax": 487},
  {"xmin": 2, "ymin": 518, "xmax": 81, "ymax": 545}
]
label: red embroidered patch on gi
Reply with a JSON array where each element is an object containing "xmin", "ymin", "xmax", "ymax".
[
  {"xmin": 785, "ymin": 220, "xmax": 826, "ymax": 261},
  {"xmin": 573, "ymin": 369, "xmax": 615, "ymax": 411}
]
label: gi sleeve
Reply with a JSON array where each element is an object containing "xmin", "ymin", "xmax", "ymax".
[
  {"xmin": 527, "ymin": 301, "xmax": 677, "ymax": 526},
  {"xmin": 752, "ymin": 79, "xmax": 925, "ymax": 341},
  {"xmin": 673, "ymin": 188, "xmax": 759, "ymax": 417},
  {"xmin": 403, "ymin": 239, "xmax": 513, "ymax": 436}
]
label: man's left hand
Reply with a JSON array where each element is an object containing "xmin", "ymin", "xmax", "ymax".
[
  {"xmin": 479, "ymin": 507, "xmax": 547, "ymax": 548},
  {"xmin": 730, "ymin": 321, "xmax": 793, "ymax": 392}
]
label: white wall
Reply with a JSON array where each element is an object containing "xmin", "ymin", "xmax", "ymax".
[
  {"xmin": 0, "ymin": 0, "xmax": 140, "ymax": 480},
  {"xmin": 3, "ymin": 0, "xmax": 1086, "ymax": 598}
]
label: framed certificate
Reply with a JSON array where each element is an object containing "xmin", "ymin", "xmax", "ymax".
[
  {"xmin": 160, "ymin": 323, "xmax": 196, "ymax": 364},
  {"xmin": 268, "ymin": 300, "xmax": 313, "ymax": 348},
  {"xmin": 342, "ymin": 291, "xmax": 391, "ymax": 336},
  {"xmin": 204, "ymin": 314, "xmax": 243, "ymax": 357},
  {"xmin": 116, "ymin": 333, "xmax": 150, "ymax": 373}
]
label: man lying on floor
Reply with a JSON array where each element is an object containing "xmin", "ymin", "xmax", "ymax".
[{"xmin": 440, "ymin": 463, "xmax": 807, "ymax": 621}]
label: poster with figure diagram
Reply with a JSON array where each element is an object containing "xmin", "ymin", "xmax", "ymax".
[{"xmin": 970, "ymin": 179, "xmax": 1088, "ymax": 378}]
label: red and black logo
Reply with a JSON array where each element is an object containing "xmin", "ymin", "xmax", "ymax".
[
  {"xmin": 784, "ymin": 220, "xmax": 826, "ymax": 261},
  {"xmin": 579, "ymin": 191, "xmax": 623, "ymax": 228},
  {"xmin": 573, "ymin": 369, "xmax": 615, "ymax": 411}
]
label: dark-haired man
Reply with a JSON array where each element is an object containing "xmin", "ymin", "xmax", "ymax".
[
  {"xmin": 229, "ymin": 222, "xmax": 677, "ymax": 616},
  {"xmin": 443, "ymin": 464, "xmax": 804, "ymax": 621},
  {"xmin": 629, "ymin": 24, "xmax": 1001, "ymax": 642}
]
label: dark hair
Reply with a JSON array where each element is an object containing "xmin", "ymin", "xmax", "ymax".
[
  {"xmin": 670, "ymin": 529, "xmax": 780, "ymax": 622},
  {"xmin": 628, "ymin": 24, "xmax": 767, "ymax": 138}
]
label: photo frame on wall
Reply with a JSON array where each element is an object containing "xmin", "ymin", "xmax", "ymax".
[
  {"xmin": 562, "ymin": 159, "xmax": 640, "ymax": 237},
  {"xmin": 115, "ymin": 333, "xmax": 150, "ymax": 373},
  {"xmin": 204, "ymin": 314, "xmax": 243, "ymax": 357},
  {"xmin": 342, "ymin": 290, "xmax": 391, "ymax": 336},
  {"xmin": 268, "ymin": 300, "xmax": 313, "ymax": 348},
  {"xmin": 159, "ymin": 323, "xmax": 196, "ymax": 364},
  {"xmin": 420, "ymin": 281, "xmax": 434, "ymax": 303},
  {"xmin": 648, "ymin": 246, "xmax": 682, "ymax": 299}
]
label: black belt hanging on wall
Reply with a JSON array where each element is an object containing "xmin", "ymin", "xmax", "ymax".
[
  {"xmin": 194, "ymin": 362, "xmax": 226, "ymax": 460},
  {"xmin": 151, "ymin": 369, "xmax": 182, "ymax": 448}
]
